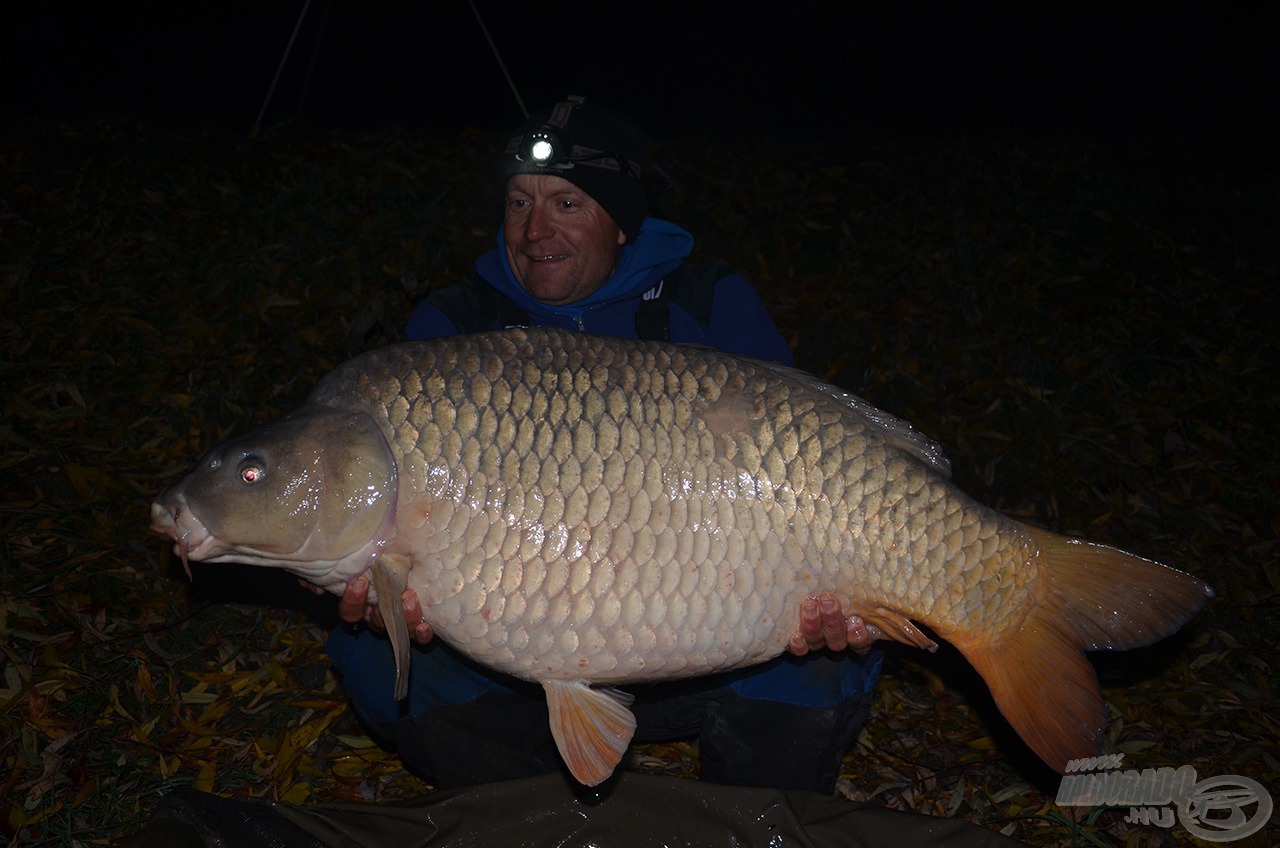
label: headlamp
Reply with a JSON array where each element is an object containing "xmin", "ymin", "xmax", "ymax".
[
  {"xmin": 509, "ymin": 129, "xmax": 638, "ymax": 178},
  {"xmin": 507, "ymin": 98, "xmax": 640, "ymax": 178},
  {"xmin": 519, "ymin": 128, "xmax": 569, "ymax": 168}
]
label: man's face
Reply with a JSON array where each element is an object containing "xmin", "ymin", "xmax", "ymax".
[{"xmin": 503, "ymin": 174, "xmax": 626, "ymax": 306}]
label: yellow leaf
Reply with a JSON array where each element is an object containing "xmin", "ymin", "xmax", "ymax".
[
  {"xmin": 72, "ymin": 781, "xmax": 98, "ymax": 807},
  {"xmin": 131, "ymin": 716, "xmax": 159, "ymax": 745},
  {"xmin": 198, "ymin": 698, "xmax": 235, "ymax": 726},
  {"xmin": 64, "ymin": 383, "xmax": 85, "ymax": 407},
  {"xmin": 274, "ymin": 751, "xmax": 300, "ymax": 787},
  {"xmin": 276, "ymin": 706, "xmax": 344, "ymax": 766},
  {"xmin": 244, "ymin": 679, "xmax": 280, "ymax": 710},
  {"xmin": 330, "ymin": 757, "xmax": 370, "ymax": 778},
  {"xmin": 335, "ymin": 734, "xmax": 377, "ymax": 749},
  {"xmin": 280, "ymin": 781, "xmax": 312, "ymax": 805},
  {"xmin": 190, "ymin": 760, "xmax": 216, "ymax": 793},
  {"xmin": 265, "ymin": 660, "xmax": 289, "ymax": 687},
  {"xmin": 967, "ymin": 735, "xmax": 998, "ymax": 751},
  {"xmin": 117, "ymin": 315, "xmax": 159, "ymax": 334},
  {"xmin": 135, "ymin": 664, "xmax": 156, "ymax": 701},
  {"xmin": 108, "ymin": 683, "xmax": 136, "ymax": 723},
  {"xmin": 64, "ymin": 465, "xmax": 104, "ymax": 500}
]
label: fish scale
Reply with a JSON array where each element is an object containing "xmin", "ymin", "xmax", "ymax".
[{"xmin": 152, "ymin": 326, "xmax": 1212, "ymax": 787}]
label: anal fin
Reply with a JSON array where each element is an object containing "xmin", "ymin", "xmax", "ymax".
[
  {"xmin": 371, "ymin": 554, "xmax": 412, "ymax": 701},
  {"xmin": 543, "ymin": 680, "xmax": 637, "ymax": 787}
]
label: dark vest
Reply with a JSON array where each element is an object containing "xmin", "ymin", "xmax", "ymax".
[{"xmin": 424, "ymin": 261, "xmax": 734, "ymax": 340}]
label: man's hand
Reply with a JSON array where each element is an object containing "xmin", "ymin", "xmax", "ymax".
[
  {"xmin": 300, "ymin": 577, "xmax": 434, "ymax": 644},
  {"xmin": 788, "ymin": 594, "xmax": 879, "ymax": 656}
]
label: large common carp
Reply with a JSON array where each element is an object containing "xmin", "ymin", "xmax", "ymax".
[{"xmin": 150, "ymin": 327, "xmax": 1211, "ymax": 786}]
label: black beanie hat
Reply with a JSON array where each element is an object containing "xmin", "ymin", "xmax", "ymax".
[{"xmin": 502, "ymin": 97, "xmax": 649, "ymax": 242}]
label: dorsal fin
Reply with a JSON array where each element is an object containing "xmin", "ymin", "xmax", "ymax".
[{"xmin": 752, "ymin": 359, "xmax": 953, "ymax": 478}]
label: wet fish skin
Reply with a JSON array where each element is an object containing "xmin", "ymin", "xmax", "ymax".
[
  {"xmin": 150, "ymin": 406, "xmax": 399, "ymax": 588},
  {"xmin": 151, "ymin": 327, "xmax": 1212, "ymax": 786}
]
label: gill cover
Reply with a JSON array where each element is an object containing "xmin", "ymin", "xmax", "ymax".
[{"xmin": 174, "ymin": 406, "xmax": 396, "ymax": 562}]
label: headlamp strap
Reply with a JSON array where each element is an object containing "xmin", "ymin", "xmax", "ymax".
[{"xmin": 547, "ymin": 96, "xmax": 585, "ymax": 130}]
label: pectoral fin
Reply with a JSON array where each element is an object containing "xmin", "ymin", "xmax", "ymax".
[
  {"xmin": 543, "ymin": 680, "xmax": 637, "ymax": 787},
  {"xmin": 371, "ymin": 554, "xmax": 412, "ymax": 701}
]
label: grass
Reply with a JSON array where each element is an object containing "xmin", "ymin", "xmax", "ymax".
[{"xmin": 1, "ymin": 117, "xmax": 1276, "ymax": 846}]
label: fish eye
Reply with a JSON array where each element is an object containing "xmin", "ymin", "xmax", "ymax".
[{"xmin": 238, "ymin": 458, "xmax": 265, "ymax": 484}]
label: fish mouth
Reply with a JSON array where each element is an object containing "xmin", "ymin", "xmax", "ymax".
[{"xmin": 149, "ymin": 495, "xmax": 228, "ymax": 580}]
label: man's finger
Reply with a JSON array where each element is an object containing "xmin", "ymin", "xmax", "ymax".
[
  {"xmin": 401, "ymin": 589, "xmax": 434, "ymax": 644},
  {"xmin": 800, "ymin": 597, "xmax": 825, "ymax": 651},
  {"xmin": 414, "ymin": 619, "xmax": 435, "ymax": 644},
  {"xmin": 338, "ymin": 576, "xmax": 370, "ymax": 625},
  {"xmin": 818, "ymin": 596, "xmax": 848, "ymax": 651},
  {"xmin": 845, "ymin": 615, "xmax": 877, "ymax": 654}
]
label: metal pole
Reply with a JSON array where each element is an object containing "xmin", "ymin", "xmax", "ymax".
[
  {"xmin": 253, "ymin": 0, "xmax": 314, "ymax": 136},
  {"xmin": 468, "ymin": 0, "xmax": 527, "ymax": 119}
]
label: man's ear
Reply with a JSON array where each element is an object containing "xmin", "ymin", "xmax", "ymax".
[{"xmin": 617, "ymin": 228, "xmax": 627, "ymax": 246}]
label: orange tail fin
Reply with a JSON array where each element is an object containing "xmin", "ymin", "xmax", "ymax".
[{"xmin": 957, "ymin": 525, "xmax": 1213, "ymax": 772}]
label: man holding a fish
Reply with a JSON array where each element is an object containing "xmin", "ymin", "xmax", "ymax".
[{"xmin": 323, "ymin": 97, "xmax": 881, "ymax": 793}]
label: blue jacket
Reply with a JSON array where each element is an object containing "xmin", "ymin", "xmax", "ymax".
[{"xmin": 404, "ymin": 218, "xmax": 794, "ymax": 365}]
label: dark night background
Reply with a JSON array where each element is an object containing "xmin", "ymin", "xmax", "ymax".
[
  {"xmin": 3, "ymin": 1, "xmax": 1276, "ymax": 140},
  {"xmin": 3, "ymin": 3, "xmax": 1279, "ymax": 845}
]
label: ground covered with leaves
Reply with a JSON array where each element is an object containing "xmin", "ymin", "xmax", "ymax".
[{"xmin": 1, "ymin": 119, "xmax": 1276, "ymax": 847}]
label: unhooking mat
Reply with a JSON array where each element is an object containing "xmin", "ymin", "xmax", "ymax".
[{"xmin": 121, "ymin": 771, "xmax": 1030, "ymax": 847}]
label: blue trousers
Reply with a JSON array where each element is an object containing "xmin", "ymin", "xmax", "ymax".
[{"xmin": 327, "ymin": 626, "xmax": 881, "ymax": 793}]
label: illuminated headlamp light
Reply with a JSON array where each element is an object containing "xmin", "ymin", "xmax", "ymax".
[{"xmin": 517, "ymin": 128, "xmax": 570, "ymax": 169}]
